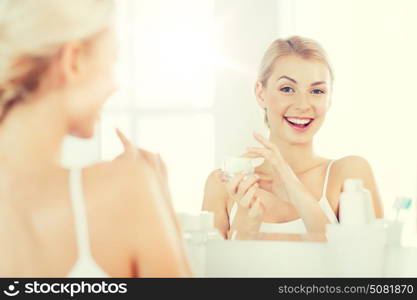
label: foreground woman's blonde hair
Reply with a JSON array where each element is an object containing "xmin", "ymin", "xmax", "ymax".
[{"xmin": 0, "ymin": 0, "xmax": 114, "ymax": 118}]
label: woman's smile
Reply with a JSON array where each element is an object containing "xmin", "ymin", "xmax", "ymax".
[{"xmin": 283, "ymin": 116, "xmax": 314, "ymax": 132}]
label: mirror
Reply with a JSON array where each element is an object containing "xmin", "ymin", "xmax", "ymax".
[{"xmin": 60, "ymin": 0, "xmax": 417, "ymax": 276}]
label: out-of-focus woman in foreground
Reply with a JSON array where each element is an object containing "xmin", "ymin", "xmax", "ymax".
[{"xmin": 0, "ymin": 0, "xmax": 190, "ymax": 277}]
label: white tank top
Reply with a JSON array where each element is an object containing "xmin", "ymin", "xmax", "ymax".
[
  {"xmin": 66, "ymin": 169, "xmax": 109, "ymax": 278},
  {"xmin": 228, "ymin": 160, "xmax": 338, "ymax": 234}
]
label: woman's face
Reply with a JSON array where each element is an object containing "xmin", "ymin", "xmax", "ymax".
[
  {"xmin": 256, "ymin": 54, "xmax": 331, "ymax": 145},
  {"xmin": 66, "ymin": 27, "xmax": 119, "ymax": 138}
]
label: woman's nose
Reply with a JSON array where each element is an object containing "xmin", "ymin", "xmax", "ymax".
[{"xmin": 293, "ymin": 94, "xmax": 312, "ymax": 112}]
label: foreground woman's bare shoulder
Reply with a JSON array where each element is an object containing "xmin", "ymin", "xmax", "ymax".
[{"xmin": 82, "ymin": 131, "xmax": 166, "ymax": 232}]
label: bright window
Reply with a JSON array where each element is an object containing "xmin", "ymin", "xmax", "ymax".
[{"xmin": 100, "ymin": 0, "xmax": 216, "ymax": 212}]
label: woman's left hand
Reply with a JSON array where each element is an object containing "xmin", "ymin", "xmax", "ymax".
[{"xmin": 243, "ymin": 132, "xmax": 298, "ymax": 204}]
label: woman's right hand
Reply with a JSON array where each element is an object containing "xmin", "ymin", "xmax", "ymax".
[
  {"xmin": 222, "ymin": 172, "xmax": 264, "ymax": 218},
  {"xmin": 221, "ymin": 172, "xmax": 264, "ymax": 239}
]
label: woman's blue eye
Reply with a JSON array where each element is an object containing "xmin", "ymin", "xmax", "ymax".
[
  {"xmin": 311, "ymin": 89, "xmax": 325, "ymax": 94},
  {"xmin": 280, "ymin": 86, "xmax": 294, "ymax": 93}
]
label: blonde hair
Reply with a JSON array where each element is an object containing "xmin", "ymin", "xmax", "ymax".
[
  {"xmin": 0, "ymin": 0, "xmax": 115, "ymax": 119},
  {"xmin": 257, "ymin": 36, "xmax": 333, "ymax": 86},
  {"xmin": 257, "ymin": 36, "xmax": 333, "ymax": 125}
]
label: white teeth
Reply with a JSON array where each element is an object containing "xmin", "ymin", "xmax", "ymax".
[{"xmin": 286, "ymin": 117, "xmax": 312, "ymax": 125}]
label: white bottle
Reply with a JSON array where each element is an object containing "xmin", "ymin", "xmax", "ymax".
[
  {"xmin": 339, "ymin": 179, "xmax": 375, "ymax": 225},
  {"xmin": 326, "ymin": 178, "xmax": 385, "ymax": 277},
  {"xmin": 177, "ymin": 211, "xmax": 223, "ymax": 277}
]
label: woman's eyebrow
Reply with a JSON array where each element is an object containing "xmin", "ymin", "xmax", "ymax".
[
  {"xmin": 311, "ymin": 81, "xmax": 327, "ymax": 86},
  {"xmin": 277, "ymin": 75, "xmax": 297, "ymax": 84}
]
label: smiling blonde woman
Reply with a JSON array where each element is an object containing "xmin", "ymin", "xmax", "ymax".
[{"xmin": 203, "ymin": 36, "xmax": 383, "ymax": 240}]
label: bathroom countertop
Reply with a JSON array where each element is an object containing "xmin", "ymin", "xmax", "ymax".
[{"xmin": 204, "ymin": 240, "xmax": 417, "ymax": 277}]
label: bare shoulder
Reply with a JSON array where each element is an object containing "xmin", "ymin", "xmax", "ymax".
[
  {"xmin": 331, "ymin": 155, "xmax": 374, "ymax": 180},
  {"xmin": 82, "ymin": 154, "xmax": 158, "ymax": 232},
  {"xmin": 329, "ymin": 155, "xmax": 377, "ymax": 195},
  {"xmin": 329, "ymin": 155, "xmax": 383, "ymax": 218},
  {"xmin": 203, "ymin": 169, "xmax": 228, "ymax": 205},
  {"xmin": 85, "ymin": 156, "xmax": 144, "ymax": 187},
  {"xmin": 205, "ymin": 169, "xmax": 224, "ymax": 189}
]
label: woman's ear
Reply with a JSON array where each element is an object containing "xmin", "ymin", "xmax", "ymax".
[
  {"xmin": 36, "ymin": 43, "xmax": 84, "ymax": 91},
  {"xmin": 57, "ymin": 41, "xmax": 85, "ymax": 85},
  {"xmin": 255, "ymin": 81, "xmax": 266, "ymax": 108}
]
